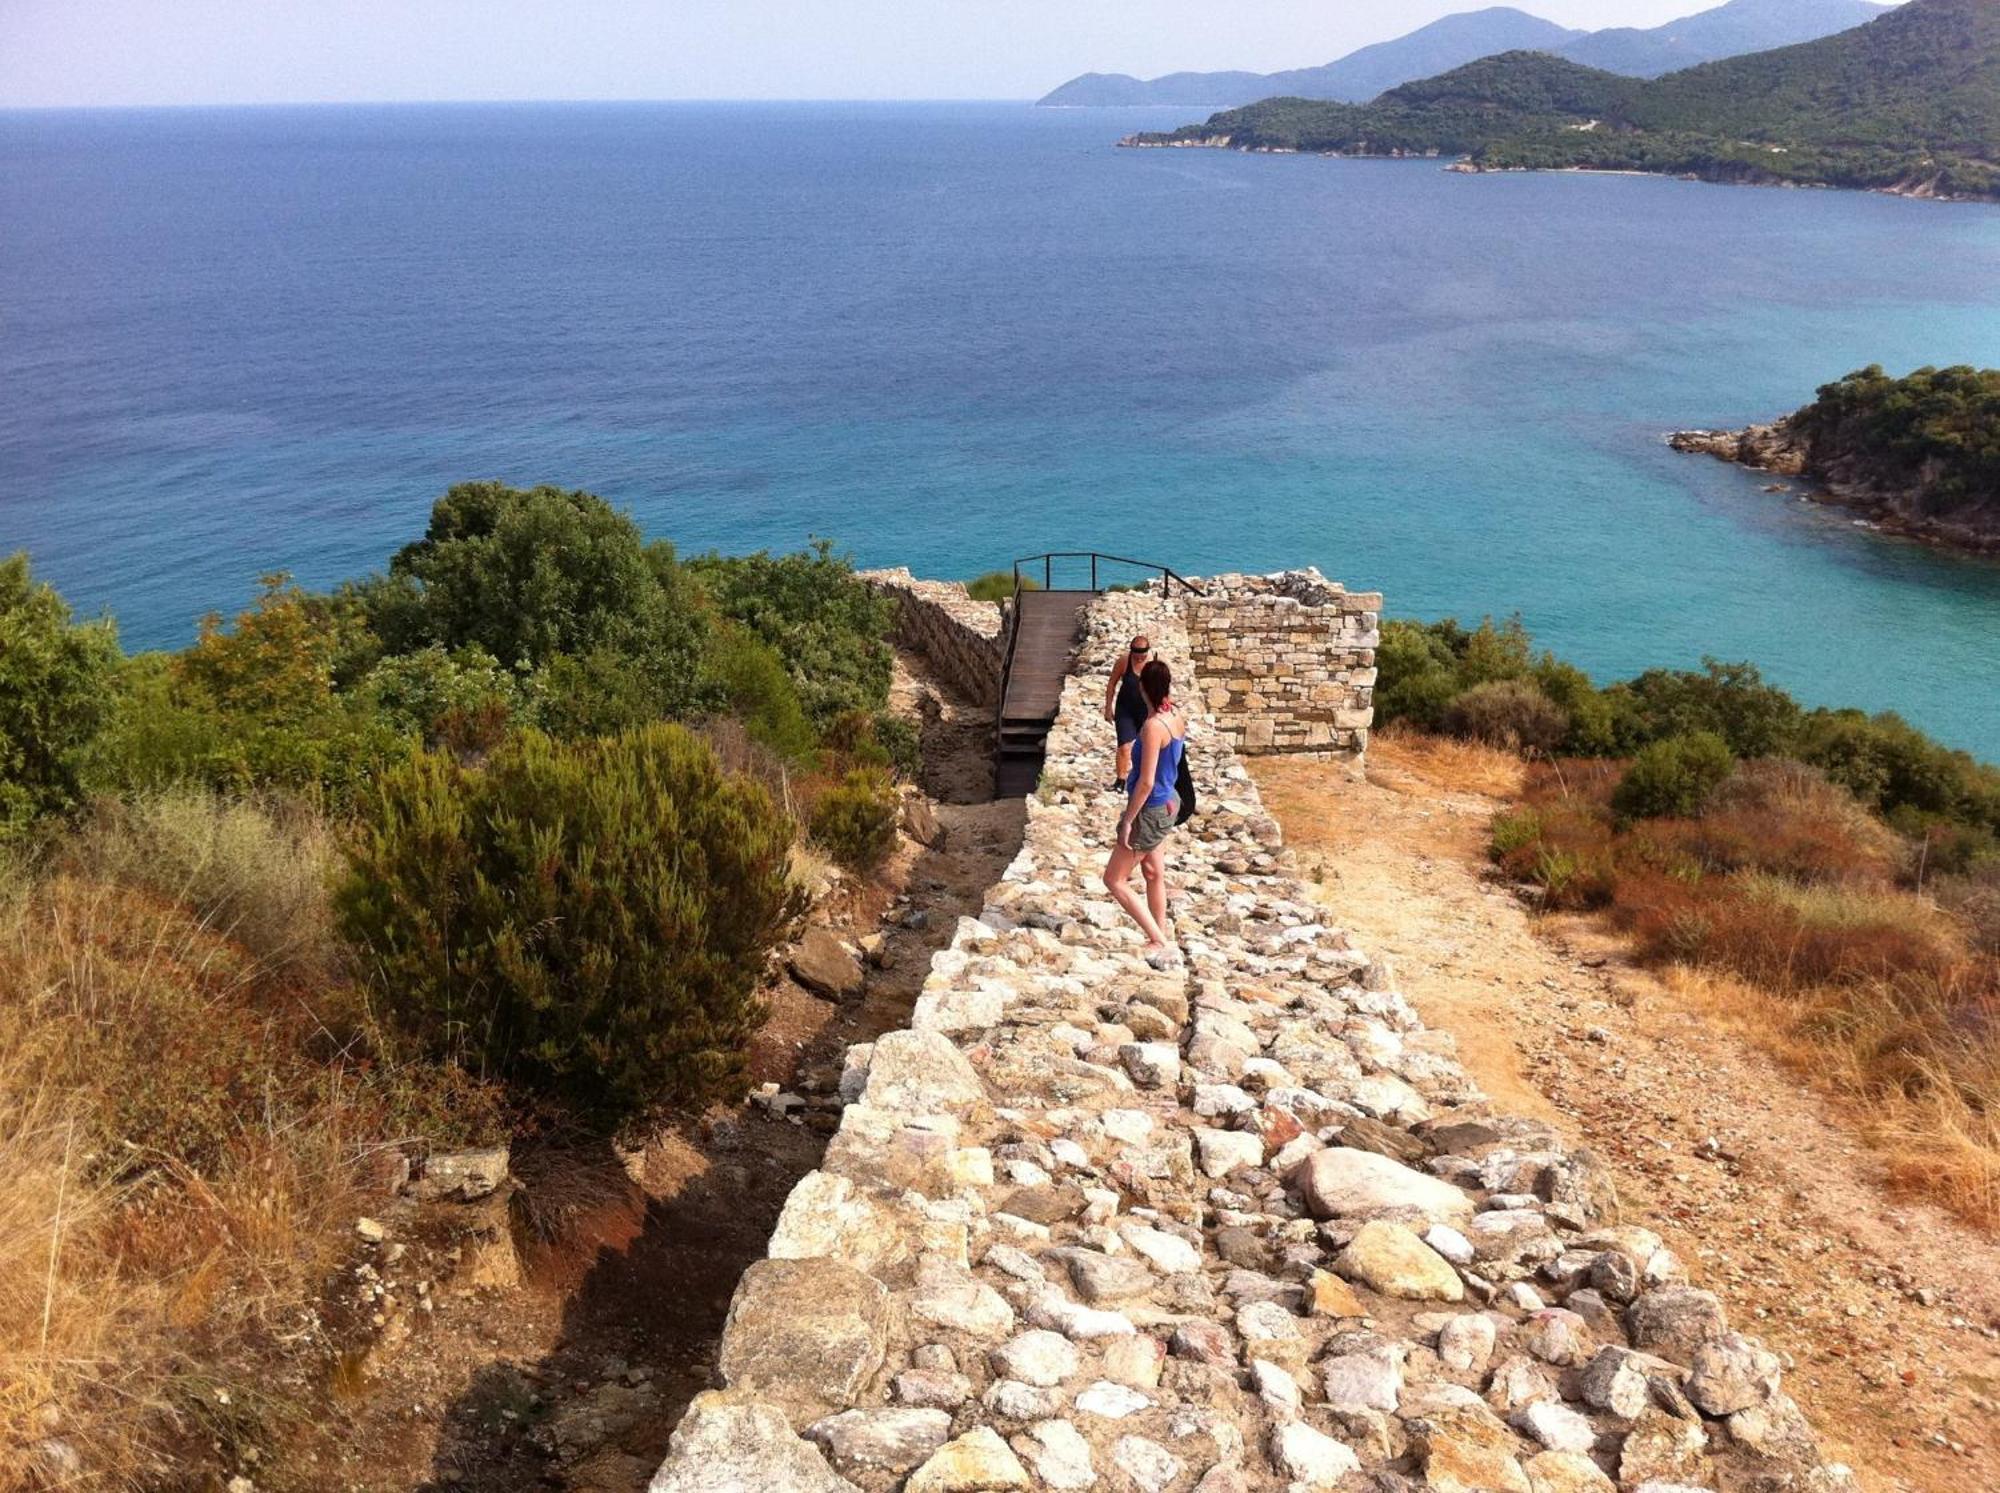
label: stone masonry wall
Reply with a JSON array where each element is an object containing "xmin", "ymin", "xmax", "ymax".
[
  {"xmin": 648, "ymin": 589, "xmax": 1849, "ymax": 1493},
  {"xmin": 864, "ymin": 568, "xmax": 1008, "ymax": 708},
  {"xmin": 1183, "ymin": 572, "xmax": 1379, "ymax": 759}
]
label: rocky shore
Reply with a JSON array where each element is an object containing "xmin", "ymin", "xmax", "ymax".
[
  {"xmin": 646, "ymin": 583, "xmax": 1857, "ymax": 1493},
  {"xmin": 1670, "ymin": 421, "xmax": 2000, "ymax": 558}
]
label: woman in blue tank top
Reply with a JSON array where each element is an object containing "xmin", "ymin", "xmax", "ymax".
[{"xmin": 1103, "ymin": 657, "xmax": 1188, "ymax": 970}]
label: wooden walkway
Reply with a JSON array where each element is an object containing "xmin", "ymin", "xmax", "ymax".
[{"xmin": 995, "ymin": 589, "xmax": 1097, "ymax": 798}]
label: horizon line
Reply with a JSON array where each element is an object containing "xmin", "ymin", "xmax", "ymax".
[{"xmin": 0, "ymin": 96, "xmax": 1083, "ymax": 114}]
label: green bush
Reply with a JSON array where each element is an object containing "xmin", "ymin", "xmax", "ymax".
[
  {"xmin": 1613, "ymin": 732, "xmax": 1737, "ymax": 822},
  {"xmin": 358, "ymin": 644, "xmax": 530, "ymax": 752},
  {"xmin": 336, "ymin": 724, "xmax": 803, "ymax": 1125},
  {"xmin": 966, "ymin": 570, "xmax": 1037, "ymax": 603},
  {"xmin": 0, "ymin": 554, "xmax": 122, "ymax": 836},
  {"xmin": 1443, "ymin": 679, "xmax": 1569, "ymax": 753},
  {"xmin": 809, "ymin": 769, "xmax": 899, "ymax": 875},
  {"xmin": 871, "ymin": 713, "xmax": 922, "ymax": 780},
  {"xmin": 1623, "ymin": 660, "xmax": 1803, "ymax": 758},
  {"xmin": 1489, "ymin": 808, "xmax": 1545, "ymax": 859},
  {"xmin": 689, "ymin": 542, "xmax": 894, "ymax": 727},
  {"xmin": 700, "ymin": 625, "xmax": 815, "ymax": 762},
  {"xmin": 363, "ymin": 481, "xmax": 708, "ymax": 717}
]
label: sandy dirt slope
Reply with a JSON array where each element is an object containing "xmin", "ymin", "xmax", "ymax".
[{"xmin": 1250, "ymin": 740, "xmax": 2000, "ymax": 1493}]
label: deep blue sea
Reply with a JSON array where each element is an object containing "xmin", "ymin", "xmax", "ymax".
[{"xmin": 2, "ymin": 102, "xmax": 1998, "ymax": 754}]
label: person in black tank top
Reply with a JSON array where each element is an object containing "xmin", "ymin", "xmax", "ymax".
[{"xmin": 1103, "ymin": 635, "xmax": 1152, "ymax": 791}]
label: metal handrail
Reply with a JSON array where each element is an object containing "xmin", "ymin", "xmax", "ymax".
[
  {"xmin": 1008, "ymin": 551, "xmax": 1207, "ymax": 600},
  {"xmin": 994, "ymin": 553, "xmax": 1204, "ymax": 738}
]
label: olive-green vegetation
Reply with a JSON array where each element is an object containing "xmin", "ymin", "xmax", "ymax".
[
  {"xmin": 0, "ymin": 493, "xmax": 922, "ymax": 1475},
  {"xmin": 1791, "ymin": 365, "xmax": 2000, "ymax": 531},
  {"xmin": 1378, "ymin": 614, "xmax": 2000, "ymax": 865},
  {"xmin": 336, "ymin": 725, "xmax": 803, "ymax": 1123},
  {"xmin": 1136, "ymin": 0, "xmax": 2000, "ymax": 199},
  {"xmin": 966, "ymin": 569, "xmax": 1040, "ymax": 603},
  {"xmin": 1, "ymin": 482, "xmax": 912, "ymax": 1125}
]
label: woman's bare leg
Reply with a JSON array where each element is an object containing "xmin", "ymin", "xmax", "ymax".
[
  {"xmin": 1104, "ymin": 844, "xmax": 1168, "ymax": 947},
  {"xmin": 1142, "ymin": 846, "xmax": 1170, "ymax": 938}
]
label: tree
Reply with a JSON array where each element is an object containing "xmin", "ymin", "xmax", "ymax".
[
  {"xmin": 0, "ymin": 554, "xmax": 122, "ymax": 834},
  {"xmin": 363, "ymin": 482, "xmax": 709, "ymax": 720}
]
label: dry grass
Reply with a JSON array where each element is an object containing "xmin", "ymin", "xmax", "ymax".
[
  {"xmin": 0, "ymin": 794, "xmax": 499, "ymax": 1489},
  {"xmin": 1371, "ymin": 722, "xmax": 1527, "ymax": 799},
  {"xmin": 1668, "ymin": 966, "xmax": 1999, "ymax": 1228},
  {"xmin": 1489, "ymin": 749, "xmax": 2000, "ymax": 1230}
]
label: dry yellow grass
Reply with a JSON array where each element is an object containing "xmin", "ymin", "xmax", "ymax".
[
  {"xmin": 1666, "ymin": 965, "xmax": 1999, "ymax": 1229},
  {"xmin": 1370, "ymin": 722, "xmax": 1527, "ymax": 799},
  {"xmin": 0, "ymin": 796, "xmax": 447, "ymax": 1489}
]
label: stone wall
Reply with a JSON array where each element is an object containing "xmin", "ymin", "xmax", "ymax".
[
  {"xmin": 864, "ymin": 568, "xmax": 1008, "ymax": 708},
  {"xmin": 1182, "ymin": 571, "xmax": 1379, "ymax": 760},
  {"xmin": 648, "ymin": 589, "xmax": 1848, "ymax": 1493}
]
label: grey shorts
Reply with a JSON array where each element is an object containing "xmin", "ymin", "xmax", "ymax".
[{"xmin": 1128, "ymin": 802, "xmax": 1178, "ymax": 853}]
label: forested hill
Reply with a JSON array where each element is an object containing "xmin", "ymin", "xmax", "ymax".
[{"xmin": 1125, "ymin": 0, "xmax": 2000, "ymax": 201}]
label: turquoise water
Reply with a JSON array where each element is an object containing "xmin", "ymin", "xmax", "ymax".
[{"xmin": 2, "ymin": 102, "xmax": 1997, "ymax": 753}]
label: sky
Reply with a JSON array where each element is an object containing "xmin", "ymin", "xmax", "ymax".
[{"xmin": 0, "ymin": 0, "xmax": 1730, "ymax": 107}]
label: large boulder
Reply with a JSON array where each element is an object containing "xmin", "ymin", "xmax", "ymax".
[
  {"xmin": 791, "ymin": 928, "xmax": 866, "ymax": 1000},
  {"xmin": 648, "ymin": 1393, "xmax": 859, "ymax": 1492},
  {"xmin": 716, "ymin": 1258, "xmax": 890, "ymax": 1428},
  {"xmin": 860, "ymin": 1030, "xmax": 989, "ymax": 1115},
  {"xmin": 1300, "ymin": 1147, "xmax": 1474, "ymax": 1224},
  {"xmin": 1335, "ymin": 1220, "xmax": 1464, "ymax": 1302}
]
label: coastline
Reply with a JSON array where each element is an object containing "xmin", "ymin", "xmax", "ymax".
[
  {"xmin": 1116, "ymin": 133, "xmax": 2000, "ymax": 204},
  {"xmin": 1670, "ymin": 425, "xmax": 2000, "ymax": 560}
]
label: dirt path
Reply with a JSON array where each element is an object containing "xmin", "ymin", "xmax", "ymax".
[
  {"xmin": 1250, "ymin": 739, "xmax": 2000, "ymax": 1493},
  {"xmin": 288, "ymin": 650, "xmax": 1022, "ymax": 1493}
]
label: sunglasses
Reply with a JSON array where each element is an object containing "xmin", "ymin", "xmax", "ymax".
[{"xmin": 1129, "ymin": 645, "xmax": 1150, "ymax": 655}]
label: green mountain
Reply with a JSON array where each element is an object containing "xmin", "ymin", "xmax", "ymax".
[{"xmin": 1124, "ymin": 0, "xmax": 1999, "ymax": 201}]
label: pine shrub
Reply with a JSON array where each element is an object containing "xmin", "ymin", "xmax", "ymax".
[
  {"xmin": 1443, "ymin": 679, "xmax": 1570, "ymax": 753},
  {"xmin": 1612, "ymin": 732, "xmax": 1737, "ymax": 822},
  {"xmin": 809, "ymin": 769, "xmax": 898, "ymax": 874},
  {"xmin": 335, "ymin": 724, "xmax": 803, "ymax": 1124}
]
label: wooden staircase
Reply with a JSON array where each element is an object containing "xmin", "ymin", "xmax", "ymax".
[
  {"xmin": 995, "ymin": 589, "xmax": 1097, "ymax": 798},
  {"xmin": 991, "ymin": 554, "xmax": 1207, "ymax": 800}
]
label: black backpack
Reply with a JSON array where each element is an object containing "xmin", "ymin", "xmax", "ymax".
[{"xmin": 1174, "ymin": 747, "xmax": 1197, "ymax": 826}]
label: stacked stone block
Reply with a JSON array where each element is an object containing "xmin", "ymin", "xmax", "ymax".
[
  {"xmin": 649, "ymin": 589, "xmax": 1848, "ymax": 1493},
  {"xmin": 863, "ymin": 568, "xmax": 1009, "ymax": 708},
  {"xmin": 1182, "ymin": 572, "xmax": 1379, "ymax": 760}
]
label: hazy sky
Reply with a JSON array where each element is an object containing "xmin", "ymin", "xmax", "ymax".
[{"xmin": 0, "ymin": 1, "xmax": 1737, "ymax": 107}]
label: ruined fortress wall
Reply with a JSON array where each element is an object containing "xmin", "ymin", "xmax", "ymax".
[
  {"xmin": 1183, "ymin": 572, "xmax": 1380, "ymax": 759},
  {"xmin": 863, "ymin": 568, "xmax": 1007, "ymax": 708},
  {"xmin": 649, "ymin": 588, "xmax": 1846, "ymax": 1493}
]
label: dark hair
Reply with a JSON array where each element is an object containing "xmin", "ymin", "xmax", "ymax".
[{"xmin": 1139, "ymin": 658, "xmax": 1172, "ymax": 711}]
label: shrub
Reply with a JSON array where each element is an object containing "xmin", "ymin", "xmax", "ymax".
[
  {"xmin": 1623, "ymin": 659, "xmax": 1803, "ymax": 758},
  {"xmin": 690, "ymin": 542, "xmax": 894, "ymax": 727},
  {"xmin": 966, "ymin": 570, "xmax": 1037, "ymax": 603},
  {"xmin": 112, "ymin": 575, "xmax": 414, "ymax": 799},
  {"xmin": 1489, "ymin": 808, "xmax": 1544, "ymax": 858},
  {"xmin": 700, "ymin": 624, "xmax": 816, "ymax": 762},
  {"xmin": 1612, "ymin": 732, "xmax": 1736, "ymax": 822},
  {"xmin": 364, "ymin": 481, "xmax": 708, "ymax": 715},
  {"xmin": 809, "ymin": 769, "xmax": 899, "ymax": 875},
  {"xmin": 1443, "ymin": 679, "xmax": 1570, "ymax": 753},
  {"xmin": 872, "ymin": 713, "xmax": 922, "ymax": 780},
  {"xmin": 336, "ymin": 724, "xmax": 801, "ymax": 1125},
  {"xmin": 0, "ymin": 553, "xmax": 122, "ymax": 835},
  {"xmin": 357, "ymin": 643, "xmax": 531, "ymax": 751}
]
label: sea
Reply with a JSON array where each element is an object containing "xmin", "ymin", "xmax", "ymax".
[{"xmin": 2, "ymin": 101, "xmax": 1998, "ymax": 755}]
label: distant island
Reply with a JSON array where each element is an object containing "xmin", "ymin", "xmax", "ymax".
[
  {"xmin": 1673, "ymin": 365, "xmax": 2000, "ymax": 555},
  {"xmin": 1121, "ymin": 0, "xmax": 2000, "ymax": 202},
  {"xmin": 1040, "ymin": 0, "xmax": 1887, "ymax": 108}
]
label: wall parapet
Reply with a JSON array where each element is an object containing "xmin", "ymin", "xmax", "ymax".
[
  {"xmin": 861, "ymin": 568, "xmax": 1007, "ymax": 708},
  {"xmin": 1183, "ymin": 569, "xmax": 1379, "ymax": 759},
  {"xmin": 649, "ymin": 587, "xmax": 1848, "ymax": 1493}
]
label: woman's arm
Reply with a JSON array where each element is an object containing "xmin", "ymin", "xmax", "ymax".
[{"xmin": 1103, "ymin": 654, "xmax": 1126, "ymax": 720}]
